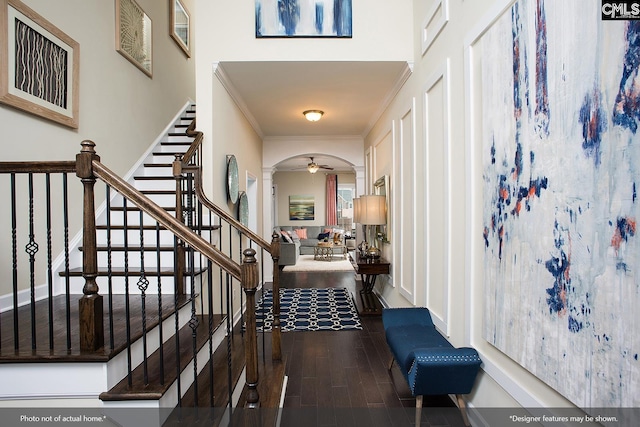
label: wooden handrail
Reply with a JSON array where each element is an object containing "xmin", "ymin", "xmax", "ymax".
[
  {"xmin": 182, "ymin": 119, "xmax": 202, "ymax": 166},
  {"xmin": 176, "ymin": 120, "xmax": 274, "ymax": 254},
  {"xmin": 85, "ymin": 143, "xmax": 242, "ymax": 281},
  {"xmin": 0, "ymin": 161, "xmax": 76, "ymax": 174}
]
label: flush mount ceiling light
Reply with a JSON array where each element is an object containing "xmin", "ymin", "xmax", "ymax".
[{"xmin": 303, "ymin": 110, "xmax": 324, "ymax": 122}]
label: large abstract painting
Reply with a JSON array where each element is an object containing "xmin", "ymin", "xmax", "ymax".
[
  {"xmin": 482, "ymin": 0, "xmax": 639, "ymax": 408},
  {"xmin": 255, "ymin": 0, "xmax": 352, "ymax": 37}
]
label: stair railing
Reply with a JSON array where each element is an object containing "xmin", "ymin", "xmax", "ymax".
[
  {"xmin": 81, "ymin": 141, "xmax": 266, "ymax": 408},
  {"xmin": 174, "ymin": 119, "xmax": 283, "ymax": 362},
  {"xmin": 1, "ymin": 136, "xmax": 267, "ymax": 410},
  {"xmin": 0, "ymin": 161, "xmax": 76, "ymax": 355}
]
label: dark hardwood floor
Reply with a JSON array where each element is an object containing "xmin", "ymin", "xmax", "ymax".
[{"xmin": 273, "ymin": 270, "xmax": 468, "ymax": 427}]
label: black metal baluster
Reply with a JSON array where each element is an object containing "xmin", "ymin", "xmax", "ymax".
[
  {"xmin": 225, "ymin": 273, "xmax": 233, "ymax": 415},
  {"xmin": 62, "ymin": 174, "xmax": 70, "ymax": 351},
  {"xmin": 207, "ymin": 259, "xmax": 214, "ymax": 407},
  {"xmin": 156, "ymin": 222, "xmax": 164, "ymax": 385},
  {"xmin": 173, "ymin": 235, "xmax": 182, "ymax": 410},
  {"xmin": 138, "ymin": 209, "xmax": 149, "ymax": 385},
  {"xmin": 46, "ymin": 173, "xmax": 54, "ymax": 350},
  {"xmin": 26, "ymin": 173, "xmax": 39, "ymax": 350},
  {"xmin": 185, "ymin": 173, "xmax": 200, "ymax": 408},
  {"xmin": 123, "ymin": 198, "xmax": 132, "ymax": 387},
  {"xmin": 106, "ymin": 186, "xmax": 114, "ymax": 351},
  {"xmin": 188, "ymin": 245, "xmax": 199, "ymax": 412},
  {"xmin": 11, "ymin": 173, "xmax": 18, "ymax": 351}
]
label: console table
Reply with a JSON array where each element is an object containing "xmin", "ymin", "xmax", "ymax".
[{"xmin": 348, "ymin": 252, "xmax": 390, "ymax": 315}]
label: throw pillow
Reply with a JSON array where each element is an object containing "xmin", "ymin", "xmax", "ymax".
[{"xmin": 294, "ymin": 228, "xmax": 308, "ymax": 239}]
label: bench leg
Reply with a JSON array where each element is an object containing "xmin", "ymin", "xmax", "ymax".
[
  {"xmin": 415, "ymin": 395, "xmax": 423, "ymax": 426},
  {"xmin": 456, "ymin": 394, "xmax": 471, "ymax": 427}
]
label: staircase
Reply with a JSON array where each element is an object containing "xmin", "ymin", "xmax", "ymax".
[{"xmin": 0, "ymin": 102, "xmax": 285, "ymax": 426}]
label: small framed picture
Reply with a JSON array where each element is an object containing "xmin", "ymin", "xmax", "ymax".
[
  {"xmin": 0, "ymin": 0, "xmax": 80, "ymax": 128},
  {"xmin": 115, "ymin": 0, "xmax": 152, "ymax": 77},
  {"xmin": 170, "ymin": 0, "xmax": 190, "ymax": 57}
]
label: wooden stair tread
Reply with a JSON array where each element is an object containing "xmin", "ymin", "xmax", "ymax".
[
  {"xmin": 134, "ymin": 175, "xmax": 175, "ymax": 180},
  {"xmin": 62, "ymin": 266, "xmax": 207, "ymax": 276},
  {"xmin": 96, "ymin": 224, "xmax": 221, "ymax": 231},
  {"xmin": 108, "ymin": 205, "xmax": 179, "ymax": 212},
  {"xmin": 100, "ymin": 314, "xmax": 224, "ymax": 401},
  {"xmin": 80, "ymin": 245, "xmax": 177, "ymax": 251},
  {"xmin": 143, "ymin": 163, "xmax": 173, "ymax": 168},
  {"xmin": 152, "ymin": 152, "xmax": 189, "ymax": 157},
  {"xmin": 0, "ymin": 294, "xmax": 191, "ymax": 362},
  {"xmin": 161, "ymin": 142, "xmax": 192, "ymax": 146},
  {"xmin": 140, "ymin": 189, "xmax": 177, "ymax": 194}
]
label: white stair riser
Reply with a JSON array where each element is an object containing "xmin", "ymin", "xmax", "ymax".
[
  {"xmin": 155, "ymin": 143, "xmax": 192, "ymax": 153},
  {"xmin": 96, "ymin": 230, "xmax": 215, "ymax": 246},
  {"xmin": 106, "ymin": 302, "xmax": 194, "ymax": 389},
  {"xmin": 103, "ymin": 312, "xmax": 230, "ymax": 420},
  {"xmin": 140, "ymin": 167, "xmax": 174, "ymax": 177},
  {"xmin": 132, "ymin": 179, "xmax": 176, "ymax": 192},
  {"xmin": 66, "ymin": 276, "xmax": 184, "ymax": 295},
  {"xmin": 166, "ymin": 135, "xmax": 194, "ymax": 144}
]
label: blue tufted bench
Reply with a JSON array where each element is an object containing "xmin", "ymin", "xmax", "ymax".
[{"xmin": 383, "ymin": 307, "xmax": 482, "ymax": 426}]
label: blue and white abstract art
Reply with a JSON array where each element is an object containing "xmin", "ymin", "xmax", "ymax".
[
  {"xmin": 255, "ymin": 0, "xmax": 352, "ymax": 37},
  {"xmin": 482, "ymin": 0, "xmax": 639, "ymax": 410}
]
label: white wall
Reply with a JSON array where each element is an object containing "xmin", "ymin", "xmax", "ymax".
[
  {"xmin": 364, "ymin": 0, "xmax": 595, "ymax": 419},
  {"xmin": 199, "ymin": 0, "xmax": 413, "ymax": 62},
  {"xmin": 273, "ymin": 171, "xmax": 355, "ymax": 226}
]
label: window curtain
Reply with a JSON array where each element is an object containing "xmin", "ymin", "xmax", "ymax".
[{"xmin": 326, "ymin": 174, "xmax": 338, "ymax": 225}]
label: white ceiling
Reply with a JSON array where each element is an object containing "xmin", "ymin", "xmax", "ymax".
[{"xmin": 217, "ymin": 61, "xmax": 410, "ymax": 171}]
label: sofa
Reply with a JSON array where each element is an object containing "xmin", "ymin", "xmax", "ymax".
[
  {"xmin": 382, "ymin": 307, "xmax": 482, "ymax": 427},
  {"xmin": 274, "ymin": 225, "xmax": 347, "ymax": 267}
]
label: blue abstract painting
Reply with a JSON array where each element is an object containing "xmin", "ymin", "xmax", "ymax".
[
  {"xmin": 255, "ymin": 0, "xmax": 352, "ymax": 37},
  {"xmin": 482, "ymin": 0, "xmax": 639, "ymax": 409}
]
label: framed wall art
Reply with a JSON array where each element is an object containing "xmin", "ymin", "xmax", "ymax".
[
  {"xmin": 170, "ymin": 0, "xmax": 190, "ymax": 57},
  {"xmin": 255, "ymin": 0, "xmax": 352, "ymax": 38},
  {"xmin": 116, "ymin": 0, "xmax": 152, "ymax": 77},
  {"xmin": 289, "ymin": 195, "xmax": 314, "ymax": 221},
  {"xmin": 0, "ymin": 0, "xmax": 80, "ymax": 128}
]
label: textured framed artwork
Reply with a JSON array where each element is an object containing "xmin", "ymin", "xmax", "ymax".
[
  {"xmin": 481, "ymin": 0, "xmax": 639, "ymax": 409},
  {"xmin": 255, "ymin": 0, "xmax": 352, "ymax": 38},
  {"xmin": 0, "ymin": 0, "xmax": 79, "ymax": 128},
  {"xmin": 289, "ymin": 195, "xmax": 314, "ymax": 220},
  {"xmin": 116, "ymin": 0, "xmax": 152, "ymax": 77},
  {"xmin": 170, "ymin": 0, "xmax": 190, "ymax": 57}
]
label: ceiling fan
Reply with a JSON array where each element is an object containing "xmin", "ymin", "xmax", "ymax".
[{"xmin": 295, "ymin": 157, "xmax": 334, "ymax": 174}]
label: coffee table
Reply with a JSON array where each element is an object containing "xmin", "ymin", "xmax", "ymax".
[{"xmin": 313, "ymin": 244, "xmax": 346, "ymax": 261}]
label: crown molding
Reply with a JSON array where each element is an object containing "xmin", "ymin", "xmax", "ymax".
[
  {"xmin": 212, "ymin": 62, "xmax": 265, "ymax": 138},
  {"xmin": 362, "ymin": 61, "xmax": 414, "ymax": 138}
]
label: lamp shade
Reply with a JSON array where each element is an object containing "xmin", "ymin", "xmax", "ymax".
[
  {"xmin": 359, "ymin": 195, "xmax": 386, "ymax": 225},
  {"xmin": 353, "ymin": 197, "xmax": 361, "ymax": 223}
]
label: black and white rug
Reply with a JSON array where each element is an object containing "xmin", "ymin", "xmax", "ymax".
[{"xmin": 256, "ymin": 287, "xmax": 362, "ymax": 332}]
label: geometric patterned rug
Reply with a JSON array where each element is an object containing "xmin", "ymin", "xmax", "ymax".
[{"xmin": 255, "ymin": 287, "xmax": 362, "ymax": 332}]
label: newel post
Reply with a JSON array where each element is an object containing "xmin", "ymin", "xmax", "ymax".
[
  {"xmin": 270, "ymin": 232, "xmax": 282, "ymax": 361},
  {"xmin": 76, "ymin": 140, "xmax": 104, "ymax": 352},
  {"xmin": 172, "ymin": 155, "xmax": 185, "ymax": 294},
  {"xmin": 241, "ymin": 248, "xmax": 260, "ymax": 408}
]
